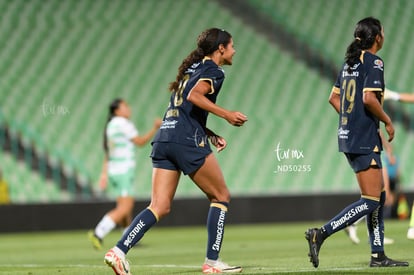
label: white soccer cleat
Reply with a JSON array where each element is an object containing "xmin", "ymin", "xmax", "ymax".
[
  {"xmin": 407, "ymin": 227, "xmax": 414, "ymax": 240},
  {"xmin": 202, "ymin": 258, "xmax": 242, "ymax": 274},
  {"xmin": 344, "ymin": 225, "xmax": 360, "ymax": 244},
  {"xmin": 383, "ymin": 236, "xmax": 394, "ymax": 245},
  {"xmin": 104, "ymin": 247, "xmax": 131, "ymax": 275}
]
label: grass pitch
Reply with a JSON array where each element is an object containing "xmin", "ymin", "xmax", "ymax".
[{"xmin": 0, "ymin": 220, "xmax": 412, "ymax": 274}]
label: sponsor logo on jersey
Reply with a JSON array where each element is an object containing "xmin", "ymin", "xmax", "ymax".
[
  {"xmin": 186, "ymin": 62, "xmax": 201, "ymax": 74},
  {"xmin": 373, "ymin": 59, "xmax": 384, "ymax": 71},
  {"xmin": 338, "ymin": 127, "xmax": 350, "ymax": 139},
  {"xmin": 160, "ymin": 120, "xmax": 178, "ymax": 129},
  {"xmin": 342, "ymin": 63, "xmax": 360, "ymax": 77}
]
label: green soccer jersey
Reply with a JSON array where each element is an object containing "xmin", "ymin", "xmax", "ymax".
[{"xmin": 106, "ymin": 116, "xmax": 138, "ymax": 175}]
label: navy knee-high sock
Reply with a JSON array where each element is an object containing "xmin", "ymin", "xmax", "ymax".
[
  {"xmin": 116, "ymin": 208, "xmax": 158, "ymax": 254},
  {"xmin": 206, "ymin": 202, "xmax": 228, "ymax": 261},
  {"xmin": 321, "ymin": 197, "xmax": 379, "ymax": 237},
  {"xmin": 367, "ymin": 191, "xmax": 385, "ymax": 255}
]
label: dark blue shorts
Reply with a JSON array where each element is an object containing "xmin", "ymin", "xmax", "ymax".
[
  {"xmin": 151, "ymin": 142, "xmax": 212, "ymax": 175},
  {"xmin": 344, "ymin": 152, "xmax": 382, "ymax": 173}
]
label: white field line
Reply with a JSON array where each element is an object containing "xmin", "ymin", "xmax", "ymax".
[{"xmin": 0, "ymin": 263, "xmax": 369, "ymax": 273}]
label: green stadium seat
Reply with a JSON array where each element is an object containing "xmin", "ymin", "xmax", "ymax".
[{"xmin": 1, "ymin": 0, "xmax": 413, "ymax": 202}]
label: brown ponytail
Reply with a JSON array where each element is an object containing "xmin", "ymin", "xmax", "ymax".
[{"xmin": 168, "ymin": 28, "xmax": 232, "ymax": 92}]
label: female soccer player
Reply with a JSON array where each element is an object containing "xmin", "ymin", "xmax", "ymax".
[
  {"xmin": 305, "ymin": 17, "xmax": 408, "ymax": 268},
  {"xmin": 89, "ymin": 98, "xmax": 161, "ymax": 250},
  {"xmin": 347, "ymin": 70, "xmax": 414, "ymax": 243},
  {"xmin": 104, "ymin": 28, "xmax": 247, "ymax": 275}
]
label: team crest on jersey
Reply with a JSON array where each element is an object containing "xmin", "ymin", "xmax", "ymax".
[
  {"xmin": 373, "ymin": 59, "xmax": 384, "ymax": 71},
  {"xmin": 344, "ymin": 63, "xmax": 360, "ymax": 71}
]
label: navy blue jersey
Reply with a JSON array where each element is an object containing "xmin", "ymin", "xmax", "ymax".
[
  {"xmin": 331, "ymin": 51, "xmax": 385, "ymax": 154},
  {"xmin": 153, "ymin": 58, "xmax": 225, "ymax": 147}
]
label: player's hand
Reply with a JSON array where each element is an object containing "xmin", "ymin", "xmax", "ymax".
[
  {"xmin": 385, "ymin": 121, "xmax": 395, "ymax": 142},
  {"xmin": 225, "ymin": 111, "xmax": 248, "ymax": 127},
  {"xmin": 210, "ymin": 135, "xmax": 227, "ymax": 153}
]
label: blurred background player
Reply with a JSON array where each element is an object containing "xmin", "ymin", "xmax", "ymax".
[
  {"xmin": 305, "ymin": 17, "xmax": 408, "ymax": 268},
  {"xmin": 407, "ymin": 205, "xmax": 414, "ymax": 240},
  {"xmin": 379, "ymin": 87, "xmax": 414, "ymax": 240},
  {"xmin": 382, "ymin": 133, "xmax": 401, "ymax": 220},
  {"xmin": 88, "ymin": 98, "xmax": 161, "ymax": 250},
  {"xmin": 0, "ymin": 169, "xmax": 10, "ymax": 204},
  {"xmin": 103, "ymin": 28, "xmax": 247, "ymax": 275}
]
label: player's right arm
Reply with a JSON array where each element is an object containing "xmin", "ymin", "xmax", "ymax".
[
  {"xmin": 329, "ymin": 73, "xmax": 341, "ymax": 113},
  {"xmin": 329, "ymin": 86, "xmax": 341, "ymax": 113}
]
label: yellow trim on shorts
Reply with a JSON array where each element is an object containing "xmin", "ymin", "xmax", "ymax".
[{"xmin": 210, "ymin": 202, "xmax": 228, "ymax": 212}]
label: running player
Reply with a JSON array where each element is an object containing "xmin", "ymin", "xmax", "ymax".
[
  {"xmin": 104, "ymin": 28, "xmax": 247, "ymax": 275},
  {"xmin": 305, "ymin": 17, "xmax": 408, "ymax": 268},
  {"xmin": 88, "ymin": 98, "xmax": 161, "ymax": 250}
]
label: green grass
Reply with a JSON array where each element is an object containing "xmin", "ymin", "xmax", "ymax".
[{"xmin": 0, "ymin": 220, "xmax": 412, "ymax": 274}]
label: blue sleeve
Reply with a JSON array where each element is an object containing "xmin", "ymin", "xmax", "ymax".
[
  {"xmin": 199, "ymin": 65, "xmax": 225, "ymax": 95},
  {"xmin": 363, "ymin": 56, "xmax": 384, "ymax": 92}
]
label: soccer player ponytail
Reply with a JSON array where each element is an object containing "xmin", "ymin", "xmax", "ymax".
[
  {"xmin": 345, "ymin": 17, "xmax": 382, "ymax": 71},
  {"xmin": 103, "ymin": 98, "xmax": 123, "ymax": 155},
  {"xmin": 169, "ymin": 28, "xmax": 232, "ymax": 92}
]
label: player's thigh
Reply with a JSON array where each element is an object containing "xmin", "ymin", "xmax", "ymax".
[
  {"xmin": 345, "ymin": 152, "xmax": 383, "ymax": 198},
  {"xmin": 356, "ymin": 167, "xmax": 383, "ymax": 198},
  {"xmin": 189, "ymin": 153, "xmax": 230, "ymax": 202}
]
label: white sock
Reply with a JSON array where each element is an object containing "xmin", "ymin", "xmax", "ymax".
[
  {"xmin": 95, "ymin": 215, "xmax": 116, "ymax": 239},
  {"xmin": 113, "ymin": 246, "xmax": 125, "ymax": 257}
]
